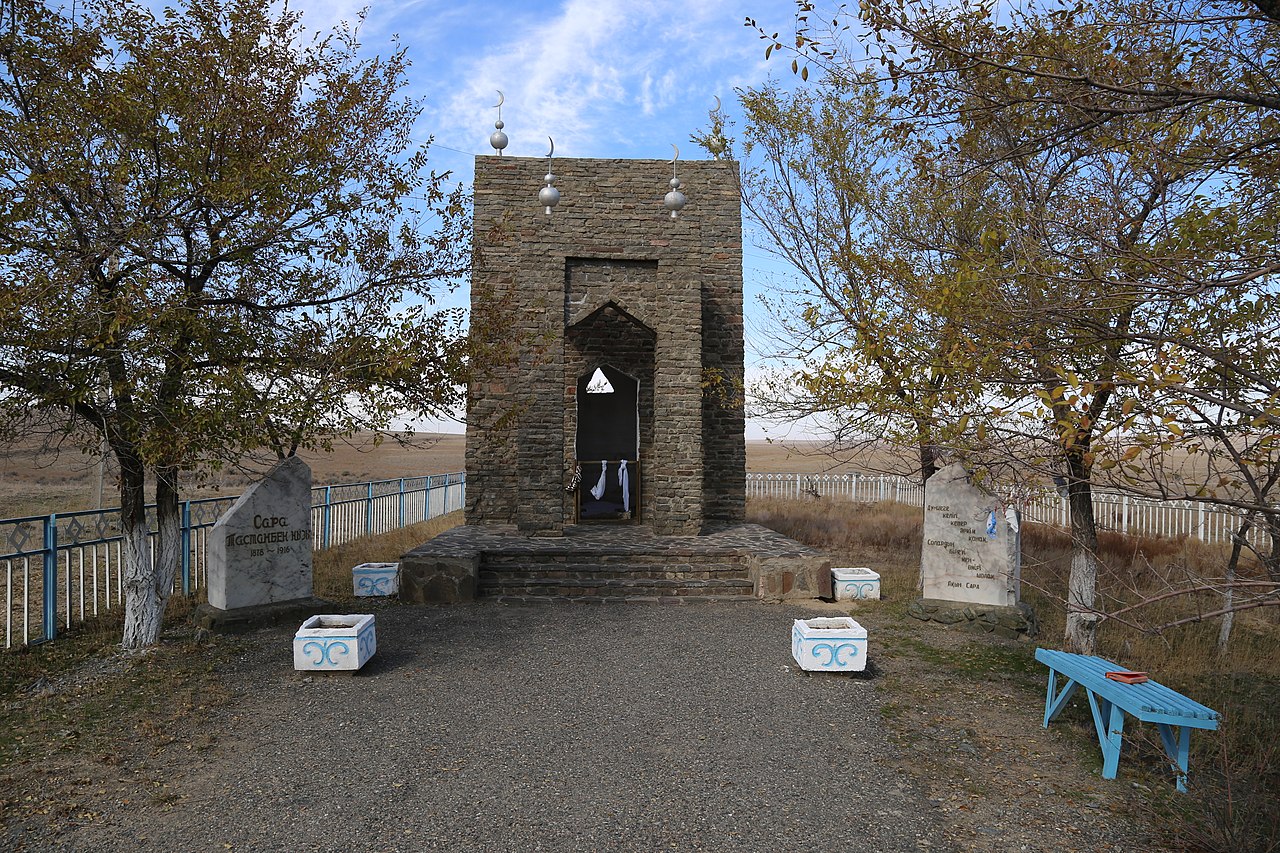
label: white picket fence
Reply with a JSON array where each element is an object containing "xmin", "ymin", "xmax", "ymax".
[
  {"xmin": 746, "ymin": 471, "xmax": 1262, "ymax": 547},
  {"xmin": 1, "ymin": 473, "xmax": 465, "ymax": 649}
]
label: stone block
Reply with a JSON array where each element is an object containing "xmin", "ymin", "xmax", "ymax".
[
  {"xmin": 293, "ymin": 614, "xmax": 376, "ymax": 672},
  {"xmin": 194, "ymin": 596, "xmax": 332, "ymax": 634},
  {"xmin": 352, "ymin": 562, "xmax": 399, "ymax": 597},
  {"xmin": 399, "ymin": 553, "xmax": 479, "ymax": 604},
  {"xmin": 791, "ymin": 617, "xmax": 868, "ymax": 672},
  {"xmin": 906, "ymin": 598, "xmax": 1038, "ymax": 637},
  {"xmin": 207, "ymin": 456, "xmax": 313, "ymax": 611},
  {"xmin": 752, "ymin": 554, "xmax": 832, "ymax": 602},
  {"xmin": 921, "ymin": 462, "xmax": 1020, "ymax": 608},
  {"xmin": 832, "ymin": 567, "xmax": 881, "ymax": 601}
]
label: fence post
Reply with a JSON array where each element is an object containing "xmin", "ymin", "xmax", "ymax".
[
  {"xmin": 1197, "ymin": 502, "xmax": 1206, "ymax": 541},
  {"xmin": 365, "ymin": 481, "xmax": 374, "ymax": 536},
  {"xmin": 441, "ymin": 475, "xmax": 449, "ymax": 515},
  {"xmin": 398, "ymin": 478, "xmax": 405, "ymax": 530},
  {"xmin": 42, "ymin": 513, "xmax": 57, "ymax": 642},
  {"xmin": 181, "ymin": 500, "xmax": 192, "ymax": 597},
  {"xmin": 322, "ymin": 486, "xmax": 332, "ymax": 551}
]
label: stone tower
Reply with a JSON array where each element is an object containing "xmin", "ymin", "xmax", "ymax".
[{"xmin": 465, "ymin": 155, "xmax": 746, "ymax": 536}]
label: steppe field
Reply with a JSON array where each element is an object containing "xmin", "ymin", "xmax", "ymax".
[{"xmin": 0, "ymin": 432, "xmax": 883, "ymax": 519}]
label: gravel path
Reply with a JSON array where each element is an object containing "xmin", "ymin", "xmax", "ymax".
[{"xmin": 47, "ymin": 601, "xmax": 948, "ymax": 852}]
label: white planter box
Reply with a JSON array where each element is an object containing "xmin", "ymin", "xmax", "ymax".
[
  {"xmin": 293, "ymin": 614, "xmax": 377, "ymax": 671},
  {"xmin": 832, "ymin": 567, "xmax": 881, "ymax": 601},
  {"xmin": 352, "ymin": 562, "xmax": 400, "ymax": 597},
  {"xmin": 791, "ymin": 617, "xmax": 868, "ymax": 672}
]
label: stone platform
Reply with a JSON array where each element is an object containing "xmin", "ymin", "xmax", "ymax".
[
  {"xmin": 400, "ymin": 523, "xmax": 832, "ymax": 605},
  {"xmin": 907, "ymin": 598, "xmax": 1039, "ymax": 638},
  {"xmin": 194, "ymin": 596, "xmax": 334, "ymax": 634}
]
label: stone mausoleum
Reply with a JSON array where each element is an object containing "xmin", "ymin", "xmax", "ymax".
[
  {"xmin": 467, "ymin": 154, "xmax": 745, "ymax": 534},
  {"xmin": 401, "ymin": 154, "xmax": 830, "ymax": 603}
]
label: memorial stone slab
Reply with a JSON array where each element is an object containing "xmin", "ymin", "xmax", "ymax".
[
  {"xmin": 207, "ymin": 456, "xmax": 314, "ymax": 611},
  {"xmin": 921, "ymin": 463, "xmax": 1020, "ymax": 607}
]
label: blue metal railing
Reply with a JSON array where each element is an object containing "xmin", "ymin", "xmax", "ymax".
[{"xmin": 1, "ymin": 472, "xmax": 465, "ymax": 648}]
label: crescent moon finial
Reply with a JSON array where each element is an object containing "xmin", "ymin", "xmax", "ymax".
[
  {"xmin": 671, "ymin": 143, "xmax": 679, "ymax": 164},
  {"xmin": 547, "ymin": 136, "xmax": 555, "ymax": 158},
  {"xmin": 493, "ymin": 89, "xmax": 505, "ymax": 108},
  {"xmin": 713, "ymin": 95, "xmax": 721, "ymax": 112}
]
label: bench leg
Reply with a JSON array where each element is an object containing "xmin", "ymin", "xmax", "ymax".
[
  {"xmin": 1157, "ymin": 723, "xmax": 1192, "ymax": 793},
  {"xmin": 1043, "ymin": 668, "xmax": 1079, "ymax": 727},
  {"xmin": 1086, "ymin": 689, "xmax": 1126, "ymax": 780}
]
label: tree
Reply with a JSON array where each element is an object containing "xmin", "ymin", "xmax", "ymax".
[
  {"xmin": 0, "ymin": 0, "xmax": 469, "ymax": 648},
  {"xmin": 703, "ymin": 73, "xmax": 995, "ymax": 484},
  {"xmin": 748, "ymin": 0, "xmax": 1280, "ymax": 652}
]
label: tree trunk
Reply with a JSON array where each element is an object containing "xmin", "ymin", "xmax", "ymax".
[
  {"xmin": 913, "ymin": 413, "xmax": 938, "ymax": 483},
  {"xmin": 1063, "ymin": 450, "xmax": 1101, "ymax": 655},
  {"xmin": 117, "ymin": 446, "xmax": 155, "ymax": 650},
  {"xmin": 1264, "ymin": 513, "xmax": 1280, "ymax": 584},
  {"xmin": 919, "ymin": 440, "xmax": 938, "ymax": 483},
  {"xmin": 154, "ymin": 464, "xmax": 182, "ymax": 609},
  {"xmin": 1264, "ymin": 513, "xmax": 1280, "ymax": 625},
  {"xmin": 1217, "ymin": 516, "xmax": 1251, "ymax": 655}
]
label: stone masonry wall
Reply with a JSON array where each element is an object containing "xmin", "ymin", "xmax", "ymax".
[{"xmin": 467, "ymin": 155, "xmax": 744, "ymax": 535}]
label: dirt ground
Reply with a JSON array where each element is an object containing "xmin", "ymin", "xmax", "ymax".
[
  {"xmin": 854, "ymin": 606, "xmax": 1174, "ymax": 853},
  {"xmin": 0, "ymin": 598, "xmax": 1183, "ymax": 852},
  {"xmin": 0, "ymin": 596, "xmax": 1177, "ymax": 850},
  {"xmin": 0, "ymin": 432, "xmax": 1217, "ymax": 850}
]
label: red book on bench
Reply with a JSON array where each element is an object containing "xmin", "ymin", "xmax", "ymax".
[{"xmin": 1105, "ymin": 671, "xmax": 1149, "ymax": 684}]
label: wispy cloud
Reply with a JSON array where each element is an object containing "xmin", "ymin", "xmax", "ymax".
[{"xmin": 426, "ymin": 0, "xmax": 786, "ymax": 159}]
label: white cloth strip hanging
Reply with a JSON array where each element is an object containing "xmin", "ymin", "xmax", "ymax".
[
  {"xmin": 618, "ymin": 459, "xmax": 629, "ymax": 513},
  {"xmin": 590, "ymin": 460, "xmax": 608, "ymax": 500}
]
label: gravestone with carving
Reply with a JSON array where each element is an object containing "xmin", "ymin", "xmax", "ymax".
[
  {"xmin": 198, "ymin": 456, "xmax": 324, "ymax": 629},
  {"xmin": 911, "ymin": 462, "xmax": 1035, "ymax": 636}
]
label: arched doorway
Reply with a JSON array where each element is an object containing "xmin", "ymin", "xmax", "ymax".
[{"xmin": 576, "ymin": 364, "xmax": 639, "ymax": 521}]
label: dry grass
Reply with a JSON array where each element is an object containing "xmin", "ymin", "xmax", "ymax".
[
  {"xmin": 748, "ymin": 497, "xmax": 921, "ymax": 604},
  {"xmin": 1015, "ymin": 524, "xmax": 1280, "ymax": 852},
  {"xmin": 749, "ymin": 496, "xmax": 1280, "ymax": 853},
  {"xmin": 2, "ymin": 492, "xmax": 1273, "ymax": 848},
  {"xmin": 0, "ymin": 433, "xmax": 841, "ymax": 519},
  {"xmin": 0, "ymin": 432, "xmax": 468, "ymax": 518},
  {"xmin": 311, "ymin": 511, "xmax": 462, "ymax": 602}
]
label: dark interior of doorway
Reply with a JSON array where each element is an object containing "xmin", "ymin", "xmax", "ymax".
[{"xmin": 576, "ymin": 364, "xmax": 640, "ymax": 521}]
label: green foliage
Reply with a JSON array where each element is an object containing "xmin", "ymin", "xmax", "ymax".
[
  {"xmin": 740, "ymin": 0, "xmax": 1280, "ymax": 649},
  {"xmin": 0, "ymin": 0, "xmax": 470, "ymax": 646},
  {"xmin": 0, "ymin": 0, "xmax": 468, "ymax": 468},
  {"xmin": 711, "ymin": 73, "xmax": 998, "ymax": 480}
]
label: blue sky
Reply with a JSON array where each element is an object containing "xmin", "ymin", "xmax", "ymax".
[
  {"xmin": 294, "ymin": 0, "xmax": 817, "ymax": 438},
  {"xmin": 308, "ymin": 0, "xmax": 800, "ymax": 166}
]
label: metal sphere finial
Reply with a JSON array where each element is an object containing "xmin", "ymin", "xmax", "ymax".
[
  {"xmin": 539, "ymin": 136, "xmax": 560, "ymax": 215},
  {"xmin": 664, "ymin": 144, "xmax": 687, "ymax": 219},
  {"xmin": 490, "ymin": 90, "xmax": 508, "ymax": 155}
]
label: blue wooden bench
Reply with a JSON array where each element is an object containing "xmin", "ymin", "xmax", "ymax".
[{"xmin": 1035, "ymin": 648, "xmax": 1219, "ymax": 792}]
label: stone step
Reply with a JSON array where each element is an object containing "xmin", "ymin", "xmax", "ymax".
[
  {"xmin": 481, "ymin": 552, "xmax": 751, "ymax": 568},
  {"xmin": 483, "ymin": 594, "xmax": 760, "ymax": 606},
  {"xmin": 478, "ymin": 576, "xmax": 755, "ymax": 599},
  {"xmin": 478, "ymin": 566, "xmax": 751, "ymax": 582}
]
